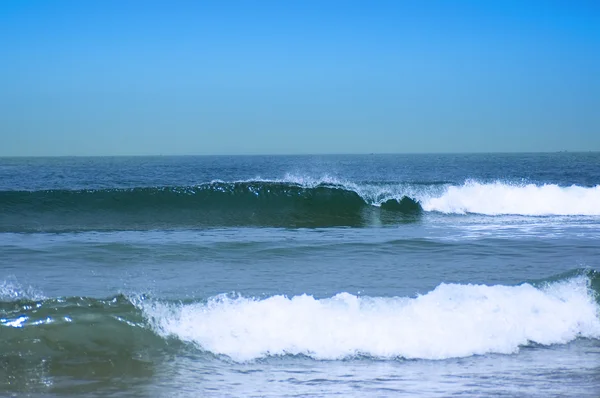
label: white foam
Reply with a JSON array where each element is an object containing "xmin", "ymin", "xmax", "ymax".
[
  {"xmin": 422, "ymin": 181, "xmax": 600, "ymax": 216},
  {"xmin": 141, "ymin": 276, "xmax": 600, "ymax": 362}
]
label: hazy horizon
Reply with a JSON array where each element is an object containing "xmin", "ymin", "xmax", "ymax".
[
  {"xmin": 2, "ymin": 150, "xmax": 598, "ymax": 159},
  {"xmin": 1, "ymin": 1, "xmax": 599, "ymax": 156}
]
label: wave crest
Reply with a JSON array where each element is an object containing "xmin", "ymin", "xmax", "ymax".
[{"xmin": 1, "ymin": 177, "xmax": 599, "ymax": 231}]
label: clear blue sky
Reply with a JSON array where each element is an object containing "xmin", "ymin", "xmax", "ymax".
[{"xmin": 1, "ymin": 0, "xmax": 598, "ymax": 156}]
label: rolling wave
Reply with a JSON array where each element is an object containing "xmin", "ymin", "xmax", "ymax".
[
  {"xmin": 1, "ymin": 270, "xmax": 599, "ymax": 363},
  {"xmin": 143, "ymin": 270, "xmax": 600, "ymax": 361},
  {"xmin": 1, "ymin": 177, "xmax": 599, "ymax": 231}
]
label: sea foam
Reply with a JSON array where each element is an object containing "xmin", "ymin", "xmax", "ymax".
[
  {"xmin": 421, "ymin": 181, "xmax": 600, "ymax": 216},
  {"xmin": 142, "ymin": 276, "xmax": 600, "ymax": 361}
]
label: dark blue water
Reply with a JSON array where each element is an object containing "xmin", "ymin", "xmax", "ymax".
[{"xmin": 1, "ymin": 153, "xmax": 600, "ymax": 397}]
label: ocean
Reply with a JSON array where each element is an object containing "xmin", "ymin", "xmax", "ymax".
[{"xmin": 1, "ymin": 153, "xmax": 599, "ymax": 397}]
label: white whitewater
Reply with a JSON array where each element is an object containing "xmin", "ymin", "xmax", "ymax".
[
  {"xmin": 421, "ymin": 181, "xmax": 600, "ymax": 216},
  {"xmin": 142, "ymin": 275, "xmax": 600, "ymax": 362}
]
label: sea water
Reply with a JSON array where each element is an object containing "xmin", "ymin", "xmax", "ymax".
[{"xmin": 1, "ymin": 153, "xmax": 599, "ymax": 397}]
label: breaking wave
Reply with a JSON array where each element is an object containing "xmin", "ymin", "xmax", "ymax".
[
  {"xmin": 2, "ymin": 270, "xmax": 599, "ymax": 363},
  {"xmin": 143, "ymin": 270, "xmax": 600, "ymax": 361},
  {"xmin": 1, "ymin": 176, "xmax": 599, "ymax": 231}
]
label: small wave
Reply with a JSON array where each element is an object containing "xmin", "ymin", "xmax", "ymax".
[{"xmin": 142, "ymin": 270, "xmax": 600, "ymax": 361}]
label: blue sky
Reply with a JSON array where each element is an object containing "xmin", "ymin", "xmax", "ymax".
[{"xmin": 1, "ymin": 0, "xmax": 599, "ymax": 155}]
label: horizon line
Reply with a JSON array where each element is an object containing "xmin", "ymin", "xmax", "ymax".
[{"xmin": 0, "ymin": 150, "xmax": 596, "ymax": 158}]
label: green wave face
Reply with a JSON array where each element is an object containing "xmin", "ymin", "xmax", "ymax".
[
  {"xmin": 0, "ymin": 295, "xmax": 171, "ymax": 393},
  {"xmin": 0, "ymin": 182, "xmax": 423, "ymax": 231}
]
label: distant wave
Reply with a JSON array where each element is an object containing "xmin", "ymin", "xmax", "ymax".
[
  {"xmin": 2, "ymin": 269, "xmax": 599, "ymax": 362},
  {"xmin": 1, "ymin": 176, "xmax": 599, "ymax": 231}
]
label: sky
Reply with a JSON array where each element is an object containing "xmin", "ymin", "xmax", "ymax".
[{"xmin": 0, "ymin": 0, "xmax": 599, "ymax": 156}]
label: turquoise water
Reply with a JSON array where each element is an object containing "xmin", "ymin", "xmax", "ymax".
[{"xmin": 1, "ymin": 153, "xmax": 600, "ymax": 397}]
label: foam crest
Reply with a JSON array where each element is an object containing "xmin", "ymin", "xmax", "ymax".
[
  {"xmin": 422, "ymin": 181, "xmax": 600, "ymax": 216},
  {"xmin": 235, "ymin": 174, "xmax": 443, "ymax": 206},
  {"xmin": 142, "ymin": 276, "xmax": 600, "ymax": 362}
]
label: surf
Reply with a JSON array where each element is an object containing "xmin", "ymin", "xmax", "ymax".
[
  {"xmin": 141, "ymin": 270, "xmax": 600, "ymax": 361},
  {"xmin": 1, "ymin": 176, "xmax": 599, "ymax": 231},
  {"xmin": 422, "ymin": 180, "xmax": 600, "ymax": 216},
  {"xmin": 3, "ymin": 270, "xmax": 598, "ymax": 363}
]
